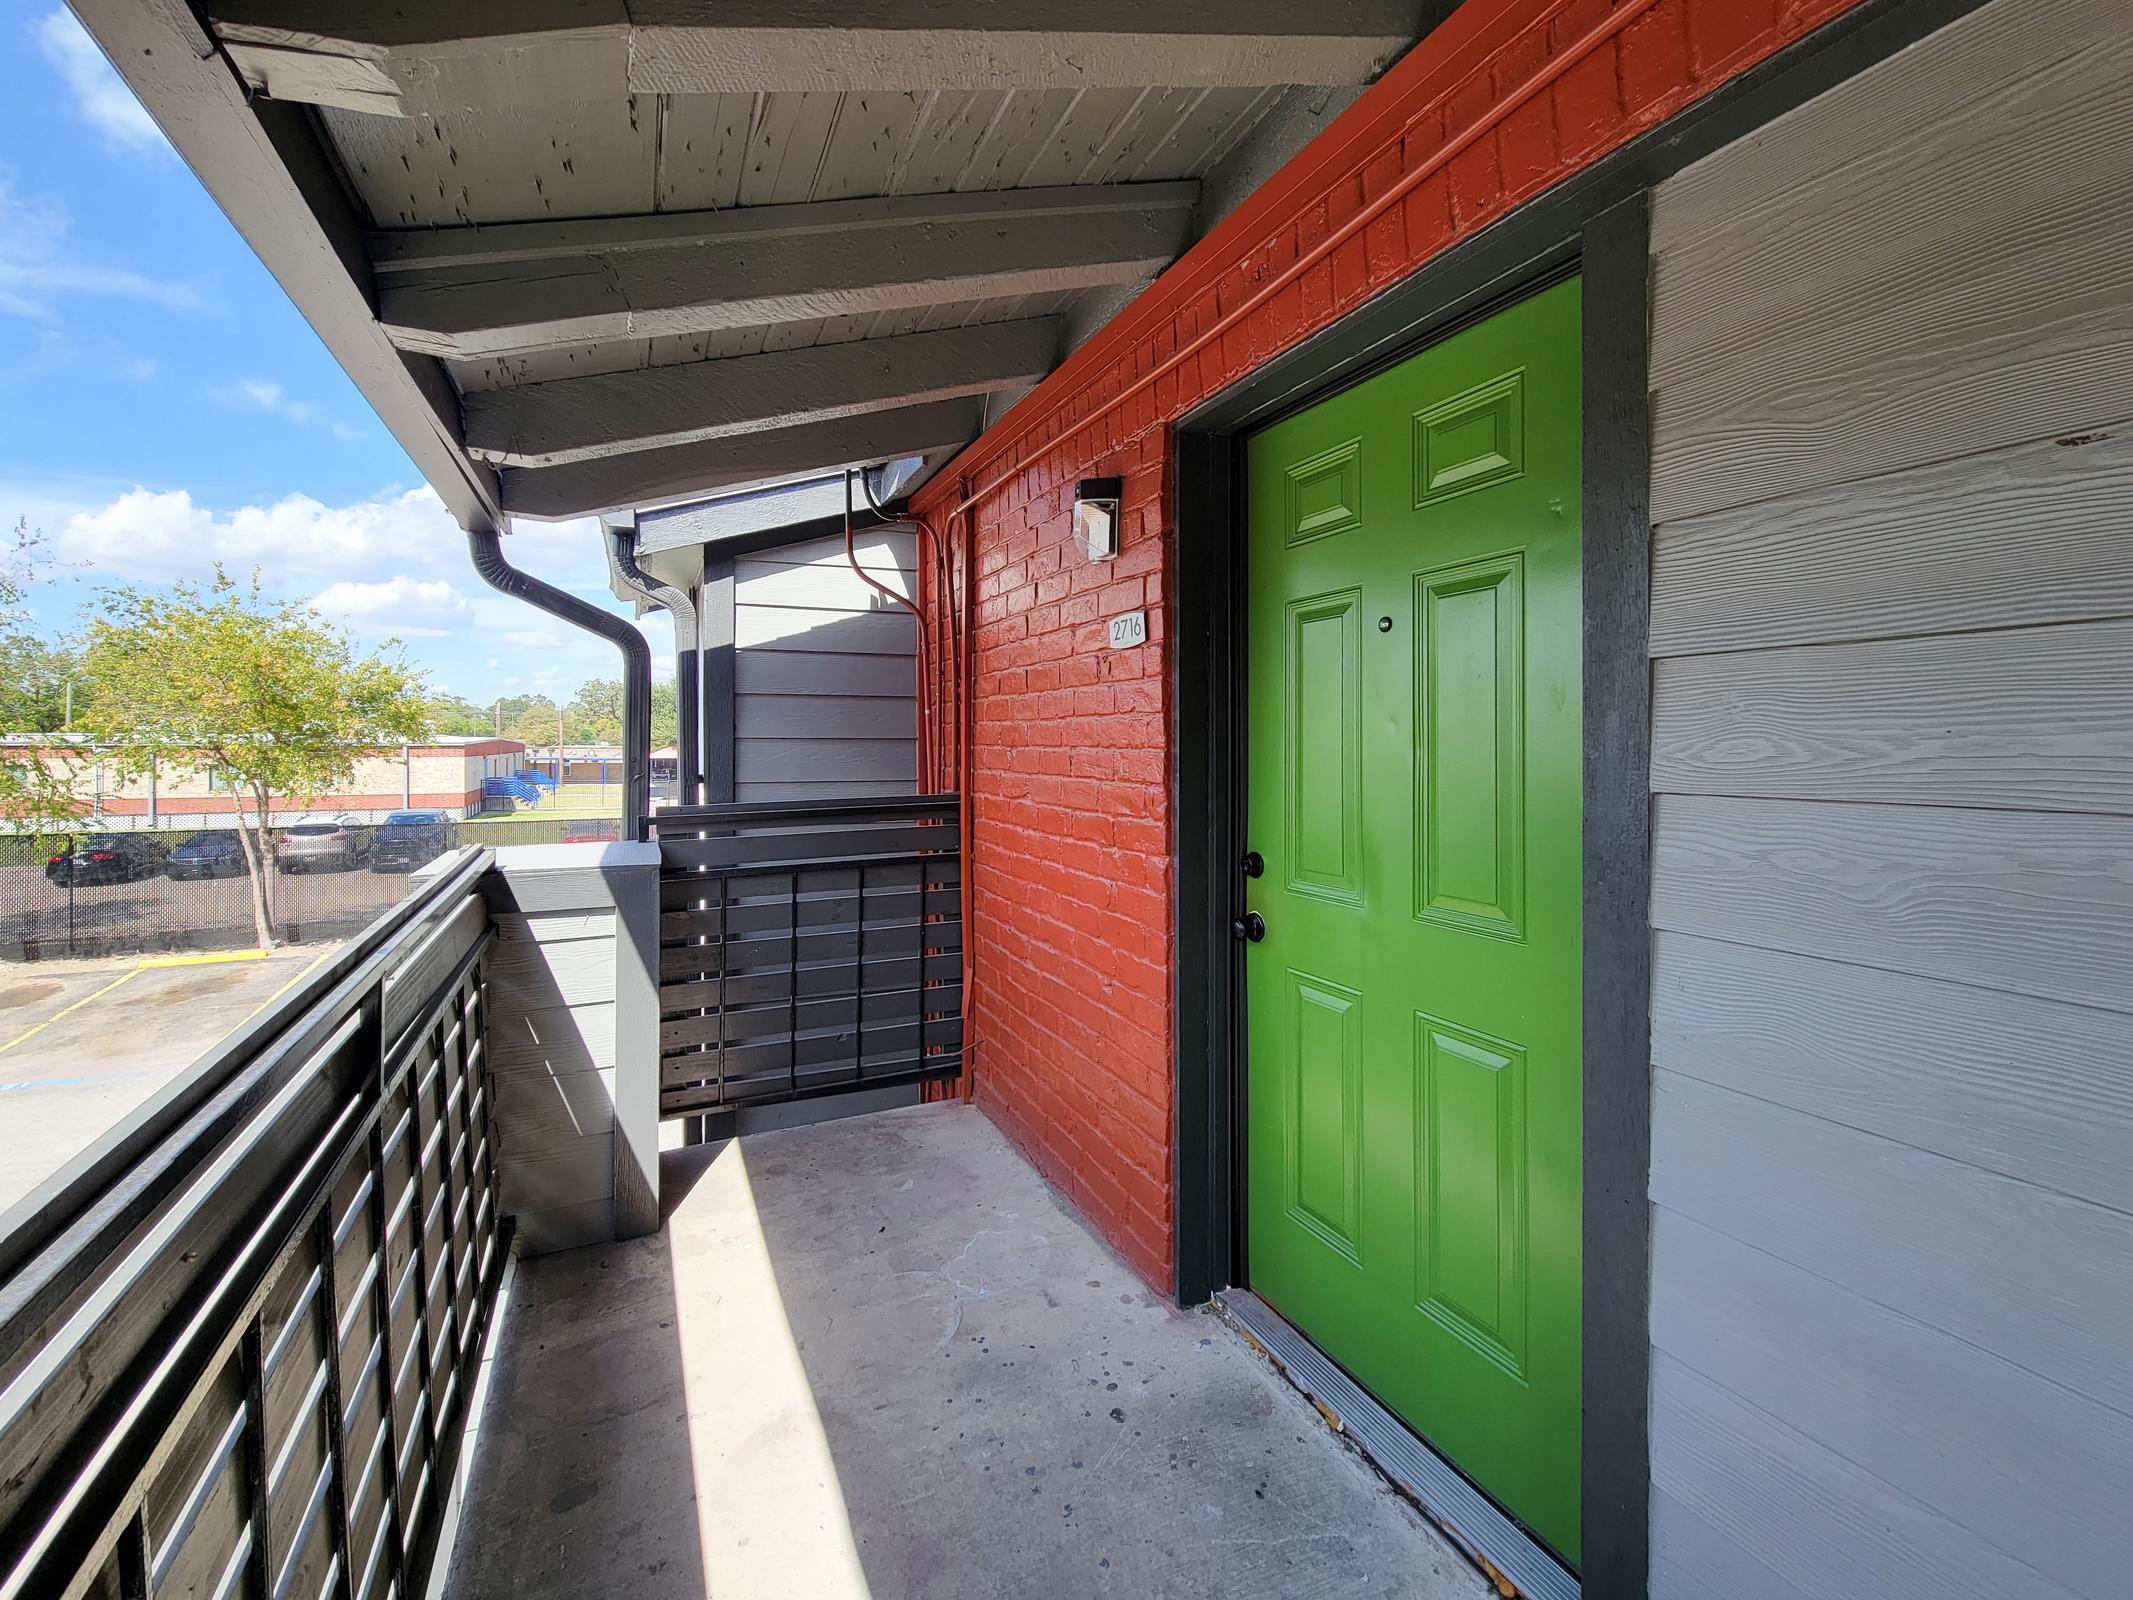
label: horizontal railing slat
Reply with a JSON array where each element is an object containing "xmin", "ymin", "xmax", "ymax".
[
  {"xmin": 0, "ymin": 852, "xmax": 504, "ymax": 1600},
  {"xmin": 652, "ymin": 795, "xmax": 965, "ymax": 1116},
  {"xmin": 653, "ymin": 793, "xmax": 958, "ymax": 829}
]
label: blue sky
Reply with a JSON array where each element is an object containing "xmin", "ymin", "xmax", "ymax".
[{"xmin": 0, "ymin": 9, "xmax": 669, "ymax": 708}]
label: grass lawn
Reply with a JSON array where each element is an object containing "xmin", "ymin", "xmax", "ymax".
[{"xmin": 455, "ymin": 786, "xmax": 624, "ymax": 844}]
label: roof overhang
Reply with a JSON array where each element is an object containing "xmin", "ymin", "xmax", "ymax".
[{"xmin": 72, "ymin": 1, "xmax": 1452, "ymax": 528}]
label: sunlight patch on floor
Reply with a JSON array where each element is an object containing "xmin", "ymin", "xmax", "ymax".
[{"xmin": 669, "ymin": 1138, "xmax": 873, "ymax": 1598}]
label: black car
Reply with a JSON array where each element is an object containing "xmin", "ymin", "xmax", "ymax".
[
  {"xmin": 45, "ymin": 833, "xmax": 170, "ymax": 886},
  {"xmin": 369, "ymin": 810, "xmax": 451, "ymax": 873},
  {"xmin": 166, "ymin": 829, "xmax": 251, "ymax": 879}
]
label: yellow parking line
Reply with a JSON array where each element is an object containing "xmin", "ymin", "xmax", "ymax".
[
  {"xmin": 0, "ymin": 966, "xmax": 146, "ymax": 1059},
  {"xmin": 137, "ymin": 949, "xmax": 268, "ymax": 970},
  {"xmin": 235, "ymin": 946, "xmax": 336, "ymax": 1028}
]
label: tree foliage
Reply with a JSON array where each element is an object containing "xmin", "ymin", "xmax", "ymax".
[
  {"xmin": 564, "ymin": 677, "xmax": 674, "ymax": 747},
  {"xmin": 0, "ymin": 518, "xmax": 83, "ymax": 841},
  {"xmin": 507, "ymin": 700, "xmax": 562, "ymax": 749},
  {"xmin": 425, "ymin": 693, "xmax": 492, "ymax": 736},
  {"xmin": 77, "ymin": 568, "xmax": 432, "ymax": 948}
]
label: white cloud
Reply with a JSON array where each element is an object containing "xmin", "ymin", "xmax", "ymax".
[
  {"xmin": 0, "ymin": 166, "xmax": 204, "ymax": 319},
  {"xmin": 36, "ymin": 483, "xmax": 665, "ymax": 698},
  {"xmin": 36, "ymin": 10, "xmax": 167, "ymax": 155},
  {"xmin": 312, "ymin": 576, "xmax": 474, "ymax": 638},
  {"xmin": 54, "ymin": 484, "xmax": 460, "ymax": 589},
  {"xmin": 213, "ymin": 378, "xmax": 320, "ymax": 426}
]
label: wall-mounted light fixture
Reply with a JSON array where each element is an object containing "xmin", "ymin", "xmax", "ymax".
[{"xmin": 1073, "ymin": 477, "xmax": 1122, "ymax": 563}]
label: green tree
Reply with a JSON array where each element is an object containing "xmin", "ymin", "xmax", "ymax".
[
  {"xmin": 507, "ymin": 700, "xmax": 562, "ymax": 749},
  {"xmin": 651, "ymin": 679, "xmax": 678, "ymax": 751},
  {"xmin": 0, "ymin": 518, "xmax": 83, "ymax": 842},
  {"xmin": 78, "ymin": 568, "xmax": 432, "ymax": 949},
  {"xmin": 565, "ymin": 678, "xmax": 622, "ymax": 744},
  {"xmin": 426, "ymin": 693, "xmax": 491, "ymax": 736},
  {"xmin": 563, "ymin": 677, "xmax": 674, "ymax": 747}
]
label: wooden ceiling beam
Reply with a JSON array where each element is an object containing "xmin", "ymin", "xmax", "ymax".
[
  {"xmin": 370, "ymin": 184, "xmax": 1195, "ymax": 361},
  {"xmin": 207, "ymin": 1, "xmax": 1424, "ymax": 113},
  {"xmin": 464, "ymin": 319, "xmax": 1058, "ymax": 468},
  {"xmin": 499, "ymin": 397, "xmax": 986, "ymax": 519}
]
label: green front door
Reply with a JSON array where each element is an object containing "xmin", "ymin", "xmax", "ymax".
[{"xmin": 1243, "ymin": 278, "xmax": 1583, "ymax": 1559}]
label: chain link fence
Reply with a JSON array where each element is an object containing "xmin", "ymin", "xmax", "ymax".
[{"xmin": 0, "ymin": 813, "xmax": 625, "ymax": 960}]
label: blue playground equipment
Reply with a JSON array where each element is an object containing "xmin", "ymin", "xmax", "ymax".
[{"xmin": 482, "ymin": 774, "xmax": 545, "ymax": 808}]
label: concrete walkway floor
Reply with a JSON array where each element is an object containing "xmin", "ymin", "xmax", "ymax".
[{"xmin": 442, "ymin": 1103, "xmax": 1490, "ymax": 1600}]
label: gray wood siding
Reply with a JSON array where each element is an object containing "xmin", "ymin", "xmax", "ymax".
[
  {"xmin": 479, "ymin": 843, "xmax": 662, "ymax": 1253},
  {"xmin": 730, "ymin": 526, "xmax": 920, "ymax": 803},
  {"xmin": 1644, "ymin": 1, "xmax": 2133, "ymax": 1595}
]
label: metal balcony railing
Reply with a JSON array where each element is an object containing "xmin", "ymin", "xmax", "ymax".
[
  {"xmin": 650, "ymin": 796, "xmax": 965, "ymax": 1115},
  {"xmin": 0, "ymin": 847, "xmax": 505, "ymax": 1600}
]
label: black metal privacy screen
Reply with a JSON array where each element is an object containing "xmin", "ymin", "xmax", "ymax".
[{"xmin": 650, "ymin": 795, "xmax": 965, "ymax": 1115}]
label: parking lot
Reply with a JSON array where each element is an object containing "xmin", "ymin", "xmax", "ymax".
[
  {"xmin": 0, "ymin": 945, "xmax": 337, "ymax": 1215},
  {"xmin": 1, "ymin": 860, "xmax": 410, "ymax": 959}
]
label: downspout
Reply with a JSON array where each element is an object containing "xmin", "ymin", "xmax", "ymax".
[
  {"xmin": 469, "ymin": 528, "xmax": 651, "ymax": 841},
  {"xmin": 607, "ymin": 528, "xmax": 702, "ymax": 807}
]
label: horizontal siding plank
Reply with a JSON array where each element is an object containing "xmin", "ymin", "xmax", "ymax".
[
  {"xmin": 734, "ymin": 737, "xmax": 918, "ymax": 784},
  {"xmin": 734, "ymin": 779, "xmax": 918, "ymax": 803},
  {"xmin": 735, "ymin": 562, "xmax": 913, "ymax": 609},
  {"xmin": 1650, "ymin": 0, "xmax": 2108, "ymax": 256},
  {"xmin": 498, "ymin": 1127, "xmax": 611, "ymax": 1215},
  {"xmin": 1651, "ymin": 931, "xmax": 2133, "ymax": 1213},
  {"xmin": 1651, "ymin": 619, "xmax": 2133, "ymax": 813},
  {"xmin": 741, "ymin": 529, "xmax": 914, "ymax": 573},
  {"xmin": 488, "ymin": 1000, "xmax": 615, "ymax": 1077},
  {"xmin": 510, "ymin": 1196, "xmax": 612, "ymax": 1257},
  {"xmin": 1649, "ymin": 1357, "xmax": 2087, "ymax": 1600},
  {"xmin": 486, "ymin": 935, "xmax": 617, "ymax": 1012},
  {"xmin": 1650, "ymin": 284, "xmax": 2133, "ymax": 524},
  {"xmin": 735, "ymin": 650, "xmax": 915, "ymax": 698},
  {"xmin": 735, "ymin": 692, "xmax": 915, "ymax": 742},
  {"xmin": 1650, "ymin": 794, "xmax": 2133, "ymax": 1013},
  {"xmin": 1651, "ymin": 12, "xmax": 2131, "ymax": 389},
  {"xmin": 493, "ymin": 910, "xmax": 616, "ymax": 945},
  {"xmin": 1650, "ymin": 0, "xmax": 2133, "ymax": 522},
  {"xmin": 1650, "ymin": 1209, "xmax": 2133, "ymax": 1600},
  {"xmin": 736, "ymin": 604, "xmax": 914, "ymax": 654},
  {"xmin": 493, "ymin": 1066, "xmax": 618, "ymax": 1151},
  {"xmin": 1651, "ymin": 1070, "xmax": 2133, "ymax": 1414},
  {"xmin": 1650, "ymin": 428, "xmax": 2133, "ymax": 656}
]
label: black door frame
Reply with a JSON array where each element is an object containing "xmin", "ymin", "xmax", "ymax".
[{"xmin": 1168, "ymin": 3, "xmax": 1994, "ymax": 1597}]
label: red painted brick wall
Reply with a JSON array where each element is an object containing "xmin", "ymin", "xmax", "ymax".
[{"xmin": 913, "ymin": 0, "xmax": 1866, "ymax": 1294}]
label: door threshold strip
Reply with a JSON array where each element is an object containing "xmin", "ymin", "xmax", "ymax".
[{"xmin": 1214, "ymin": 1287, "xmax": 1578, "ymax": 1600}]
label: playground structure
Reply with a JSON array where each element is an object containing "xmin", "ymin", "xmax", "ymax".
[{"xmin": 481, "ymin": 767, "xmax": 558, "ymax": 809}]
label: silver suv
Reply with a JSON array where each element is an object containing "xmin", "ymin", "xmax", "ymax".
[{"xmin": 276, "ymin": 817, "xmax": 370, "ymax": 873}]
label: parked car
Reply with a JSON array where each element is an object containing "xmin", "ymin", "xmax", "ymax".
[
  {"xmin": 165, "ymin": 829, "xmax": 251, "ymax": 879},
  {"xmin": 369, "ymin": 811, "xmax": 450, "ymax": 873},
  {"xmin": 276, "ymin": 818, "xmax": 370, "ymax": 873},
  {"xmin": 44, "ymin": 833, "xmax": 169, "ymax": 886}
]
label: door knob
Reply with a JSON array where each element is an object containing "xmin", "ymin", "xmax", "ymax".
[
  {"xmin": 1232, "ymin": 912, "xmax": 1266, "ymax": 943},
  {"xmin": 1240, "ymin": 851, "xmax": 1264, "ymax": 879}
]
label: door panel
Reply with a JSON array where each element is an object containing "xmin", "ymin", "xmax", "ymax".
[{"xmin": 1244, "ymin": 277, "xmax": 1583, "ymax": 1560}]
